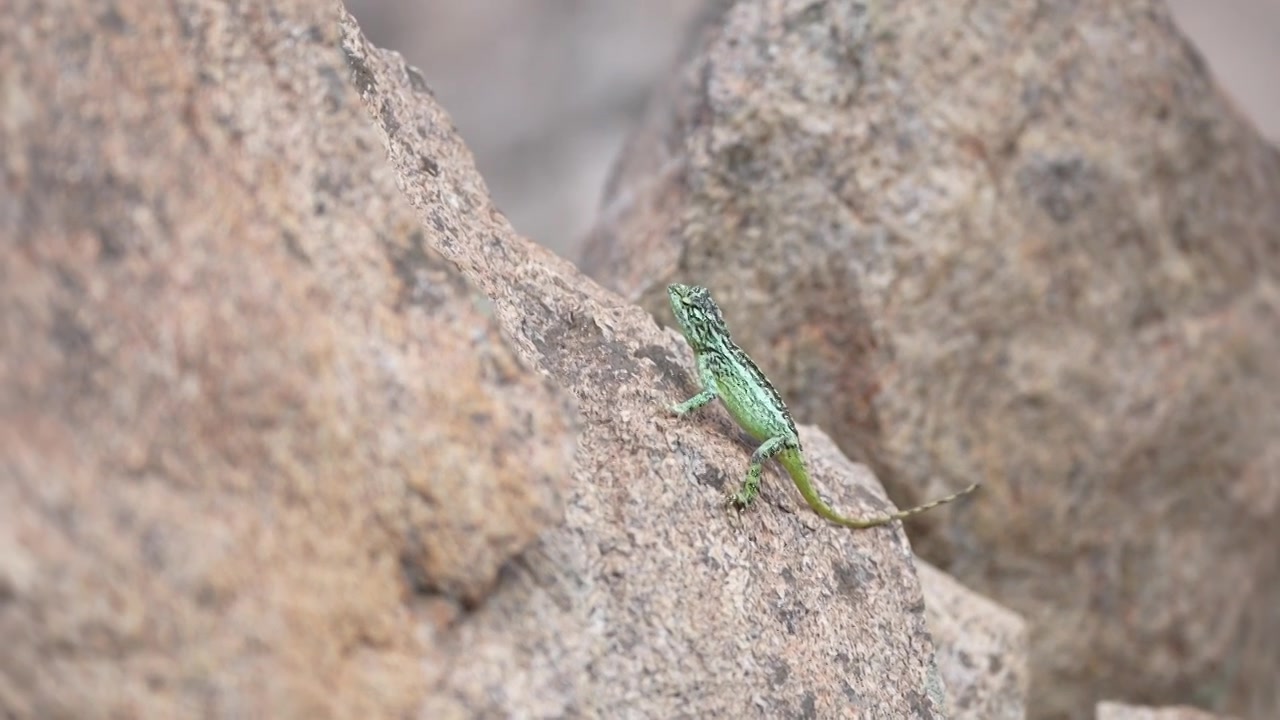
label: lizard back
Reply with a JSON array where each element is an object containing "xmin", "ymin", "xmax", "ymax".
[{"xmin": 705, "ymin": 340, "xmax": 797, "ymax": 442}]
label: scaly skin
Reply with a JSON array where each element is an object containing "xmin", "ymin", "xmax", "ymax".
[{"xmin": 667, "ymin": 283, "xmax": 978, "ymax": 529}]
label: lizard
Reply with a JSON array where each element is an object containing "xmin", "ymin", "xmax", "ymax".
[{"xmin": 666, "ymin": 283, "xmax": 978, "ymax": 529}]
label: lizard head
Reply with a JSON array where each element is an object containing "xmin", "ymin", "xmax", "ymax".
[{"xmin": 667, "ymin": 283, "xmax": 726, "ymax": 352}]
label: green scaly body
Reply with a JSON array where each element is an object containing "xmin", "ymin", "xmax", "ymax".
[{"xmin": 666, "ymin": 283, "xmax": 978, "ymax": 529}]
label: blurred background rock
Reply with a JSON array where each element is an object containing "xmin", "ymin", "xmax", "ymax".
[{"xmin": 346, "ymin": 0, "xmax": 1280, "ymax": 259}]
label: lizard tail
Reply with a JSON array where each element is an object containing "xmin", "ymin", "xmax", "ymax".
[{"xmin": 778, "ymin": 448, "xmax": 978, "ymax": 529}]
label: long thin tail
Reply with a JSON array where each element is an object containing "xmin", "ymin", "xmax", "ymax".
[
  {"xmin": 840, "ymin": 482, "xmax": 980, "ymax": 528},
  {"xmin": 778, "ymin": 448, "xmax": 978, "ymax": 529}
]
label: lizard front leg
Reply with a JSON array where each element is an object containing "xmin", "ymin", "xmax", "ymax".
[{"xmin": 670, "ymin": 352, "xmax": 719, "ymax": 415}]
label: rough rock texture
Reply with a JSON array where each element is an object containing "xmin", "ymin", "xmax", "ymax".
[
  {"xmin": 343, "ymin": 11, "xmax": 1023, "ymax": 716},
  {"xmin": 0, "ymin": 0, "xmax": 1023, "ymax": 717},
  {"xmin": 582, "ymin": 0, "xmax": 1280, "ymax": 718},
  {"xmin": 1097, "ymin": 702, "xmax": 1241, "ymax": 720},
  {"xmin": 920, "ymin": 561, "xmax": 1026, "ymax": 720},
  {"xmin": 0, "ymin": 1, "xmax": 574, "ymax": 717}
]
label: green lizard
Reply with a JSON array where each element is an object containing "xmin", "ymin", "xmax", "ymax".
[{"xmin": 667, "ymin": 283, "xmax": 978, "ymax": 528}]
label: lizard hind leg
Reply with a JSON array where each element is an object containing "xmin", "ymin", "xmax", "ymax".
[{"xmin": 729, "ymin": 434, "xmax": 792, "ymax": 509}]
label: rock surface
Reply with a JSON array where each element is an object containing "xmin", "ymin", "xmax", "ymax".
[
  {"xmin": 0, "ymin": 1, "xmax": 573, "ymax": 717},
  {"xmin": 0, "ymin": 0, "xmax": 1022, "ymax": 718},
  {"xmin": 583, "ymin": 0, "xmax": 1280, "ymax": 718},
  {"xmin": 920, "ymin": 561, "xmax": 1026, "ymax": 720}
]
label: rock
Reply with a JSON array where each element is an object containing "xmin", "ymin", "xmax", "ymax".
[
  {"xmin": 919, "ymin": 561, "xmax": 1027, "ymax": 720},
  {"xmin": 0, "ymin": 1, "xmax": 573, "ymax": 717},
  {"xmin": 582, "ymin": 0, "xmax": 1280, "ymax": 718}
]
